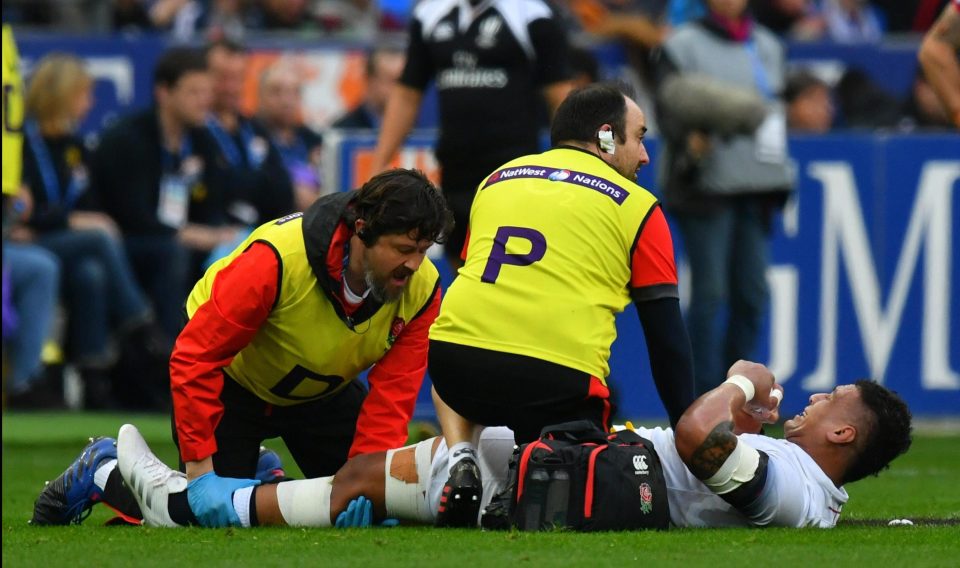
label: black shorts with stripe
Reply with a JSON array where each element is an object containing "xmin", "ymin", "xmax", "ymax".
[{"xmin": 428, "ymin": 340, "xmax": 612, "ymax": 444}]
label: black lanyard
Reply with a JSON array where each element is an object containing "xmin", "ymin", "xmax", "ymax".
[
  {"xmin": 161, "ymin": 133, "xmax": 193, "ymax": 173},
  {"xmin": 206, "ymin": 115, "xmax": 256, "ymax": 167}
]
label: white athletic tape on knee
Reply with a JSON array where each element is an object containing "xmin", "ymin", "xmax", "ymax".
[
  {"xmin": 383, "ymin": 439, "xmax": 435, "ymax": 523},
  {"xmin": 276, "ymin": 477, "xmax": 333, "ymax": 527},
  {"xmin": 703, "ymin": 439, "xmax": 761, "ymax": 495}
]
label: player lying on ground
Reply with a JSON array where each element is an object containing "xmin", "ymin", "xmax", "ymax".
[{"xmin": 32, "ymin": 361, "xmax": 911, "ymax": 529}]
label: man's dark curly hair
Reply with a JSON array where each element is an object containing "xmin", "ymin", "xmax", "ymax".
[
  {"xmin": 843, "ymin": 380, "xmax": 913, "ymax": 484},
  {"xmin": 348, "ymin": 168, "xmax": 454, "ymax": 246}
]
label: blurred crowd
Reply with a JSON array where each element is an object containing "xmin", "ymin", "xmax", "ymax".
[
  {"xmin": 2, "ymin": 1, "xmax": 955, "ymax": 41},
  {"xmin": 2, "ymin": 0, "xmax": 956, "ymax": 413}
]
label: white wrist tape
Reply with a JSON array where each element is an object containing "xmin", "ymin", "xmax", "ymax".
[
  {"xmin": 770, "ymin": 389, "xmax": 783, "ymax": 407},
  {"xmin": 724, "ymin": 375, "xmax": 755, "ymax": 402},
  {"xmin": 703, "ymin": 439, "xmax": 761, "ymax": 495}
]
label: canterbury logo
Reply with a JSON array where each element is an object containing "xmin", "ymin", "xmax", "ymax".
[{"xmin": 633, "ymin": 455, "xmax": 648, "ymax": 472}]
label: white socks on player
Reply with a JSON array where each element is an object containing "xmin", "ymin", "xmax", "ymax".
[
  {"xmin": 233, "ymin": 486, "xmax": 255, "ymax": 527},
  {"xmin": 447, "ymin": 442, "xmax": 477, "ymax": 473},
  {"xmin": 93, "ymin": 459, "xmax": 117, "ymax": 493}
]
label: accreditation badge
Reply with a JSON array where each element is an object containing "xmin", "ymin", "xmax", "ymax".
[
  {"xmin": 754, "ymin": 104, "xmax": 787, "ymax": 164},
  {"xmin": 157, "ymin": 173, "xmax": 189, "ymax": 228}
]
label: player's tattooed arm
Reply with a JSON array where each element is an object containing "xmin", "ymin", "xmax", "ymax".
[{"xmin": 685, "ymin": 421, "xmax": 738, "ymax": 480}]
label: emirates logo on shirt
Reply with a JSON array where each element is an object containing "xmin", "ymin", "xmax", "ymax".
[{"xmin": 388, "ymin": 317, "xmax": 406, "ymax": 346}]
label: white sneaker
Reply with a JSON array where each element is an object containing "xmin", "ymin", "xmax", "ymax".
[{"xmin": 117, "ymin": 424, "xmax": 187, "ymax": 527}]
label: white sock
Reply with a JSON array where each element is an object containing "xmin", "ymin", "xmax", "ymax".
[
  {"xmin": 233, "ymin": 486, "xmax": 255, "ymax": 528},
  {"xmin": 447, "ymin": 442, "xmax": 476, "ymax": 474},
  {"xmin": 93, "ymin": 459, "xmax": 117, "ymax": 493}
]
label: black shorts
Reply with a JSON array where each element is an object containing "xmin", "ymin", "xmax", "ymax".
[
  {"xmin": 172, "ymin": 374, "xmax": 367, "ymax": 478},
  {"xmin": 440, "ymin": 162, "xmax": 504, "ymax": 263},
  {"xmin": 428, "ymin": 340, "xmax": 612, "ymax": 444}
]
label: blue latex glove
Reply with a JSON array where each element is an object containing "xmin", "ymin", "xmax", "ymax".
[
  {"xmin": 187, "ymin": 472, "xmax": 261, "ymax": 528},
  {"xmin": 334, "ymin": 496, "xmax": 399, "ymax": 528}
]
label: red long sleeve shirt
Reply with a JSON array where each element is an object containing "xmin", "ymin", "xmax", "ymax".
[{"xmin": 170, "ymin": 242, "xmax": 440, "ymax": 462}]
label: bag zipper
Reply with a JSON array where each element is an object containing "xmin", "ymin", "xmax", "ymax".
[{"xmin": 584, "ymin": 445, "xmax": 608, "ymax": 519}]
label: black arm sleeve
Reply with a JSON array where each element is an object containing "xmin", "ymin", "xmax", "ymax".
[
  {"xmin": 634, "ymin": 296, "xmax": 695, "ymax": 427},
  {"xmin": 399, "ymin": 17, "xmax": 433, "ymax": 90}
]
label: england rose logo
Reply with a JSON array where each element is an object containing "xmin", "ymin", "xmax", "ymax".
[
  {"xmin": 639, "ymin": 482, "xmax": 653, "ymax": 514},
  {"xmin": 388, "ymin": 317, "xmax": 406, "ymax": 346}
]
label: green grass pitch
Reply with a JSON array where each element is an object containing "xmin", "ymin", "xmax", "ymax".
[{"xmin": 3, "ymin": 412, "xmax": 958, "ymax": 567}]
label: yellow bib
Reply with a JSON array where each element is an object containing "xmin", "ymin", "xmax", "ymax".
[
  {"xmin": 2, "ymin": 25, "xmax": 24, "ymax": 196},
  {"xmin": 430, "ymin": 147, "xmax": 659, "ymax": 380},
  {"xmin": 187, "ymin": 215, "xmax": 440, "ymax": 405}
]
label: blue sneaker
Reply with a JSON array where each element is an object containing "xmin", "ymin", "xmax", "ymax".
[
  {"xmin": 255, "ymin": 446, "xmax": 285, "ymax": 483},
  {"xmin": 31, "ymin": 437, "xmax": 117, "ymax": 525}
]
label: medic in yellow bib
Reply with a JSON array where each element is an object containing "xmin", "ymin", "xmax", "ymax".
[
  {"xmin": 170, "ymin": 169, "xmax": 452, "ymax": 520},
  {"xmin": 428, "ymin": 83, "xmax": 696, "ymax": 526}
]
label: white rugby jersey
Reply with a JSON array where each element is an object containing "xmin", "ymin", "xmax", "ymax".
[
  {"xmin": 427, "ymin": 426, "xmax": 848, "ymax": 528},
  {"xmin": 629, "ymin": 426, "xmax": 848, "ymax": 528}
]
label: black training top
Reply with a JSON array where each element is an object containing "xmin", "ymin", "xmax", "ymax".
[{"xmin": 401, "ymin": 0, "xmax": 571, "ymax": 171}]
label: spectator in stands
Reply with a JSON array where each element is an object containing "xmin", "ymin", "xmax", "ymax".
[
  {"xmin": 89, "ymin": 47, "xmax": 234, "ymax": 342},
  {"xmin": 256, "ymin": 0, "xmax": 312, "ymax": 30},
  {"xmin": 833, "ymin": 68, "xmax": 902, "ymax": 129},
  {"xmin": 918, "ymin": 0, "xmax": 960, "ymax": 129},
  {"xmin": 562, "ymin": 0, "xmax": 670, "ymax": 132},
  {"xmin": 785, "ymin": 69, "xmax": 835, "ymax": 132},
  {"xmin": 3, "ymin": 25, "xmax": 62, "ymax": 409},
  {"xmin": 18, "ymin": 54, "xmax": 167, "ymax": 408},
  {"xmin": 873, "ymin": 0, "xmax": 947, "ymax": 34},
  {"xmin": 149, "ymin": 0, "xmax": 248, "ymax": 41},
  {"xmin": 204, "ymin": 39, "xmax": 295, "ymax": 227},
  {"xmin": 113, "ymin": 0, "xmax": 153, "ymax": 32},
  {"xmin": 566, "ymin": 0, "xmax": 669, "ymax": 49},
  {"xmin": 255, "ymin": 58, "xmax": 324, "ymax": 211},
  {"xmin": 655, "ymin": 0, "xmax": 794, "ymax": 395},
  {"xmin": 331, "ymin": 46, "xmax": 405, "ymax": 130},
  {"xmin": 819, "ymin": 0, "xmax": 884, "ymax": 43},
  {"xmin": 310, "ymin": 0, "xmax": 379, "ymax": 34},
  {"xmin": 379, "ymin": 0, "xmax": 413, "ymax": 30},
  {"xmin": 568, "ymin": 45, "xmax": 601, "ymax": 88},
  {"xmin": 899, "ymin": 67, "xmax": 955, "ymax": 130},
  {"xmin": 3, "ymin": 240, "xmax": 61, "ymax": 408},
  {"xmin": 371, "ymin": 0, "xmax": 572, "ymax": 269},
  {"xmin": 749, "ymin": 0, "xmax": 824, "ymax": 39}
]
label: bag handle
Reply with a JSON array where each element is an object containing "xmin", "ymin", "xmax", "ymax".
[
  {"xmin": 539, "ymin": 420, "xmax": 609, "ymax": 444},
  {"xmin": 609, "ymin": 428, "xmax": 647, "ymax": 446}
]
